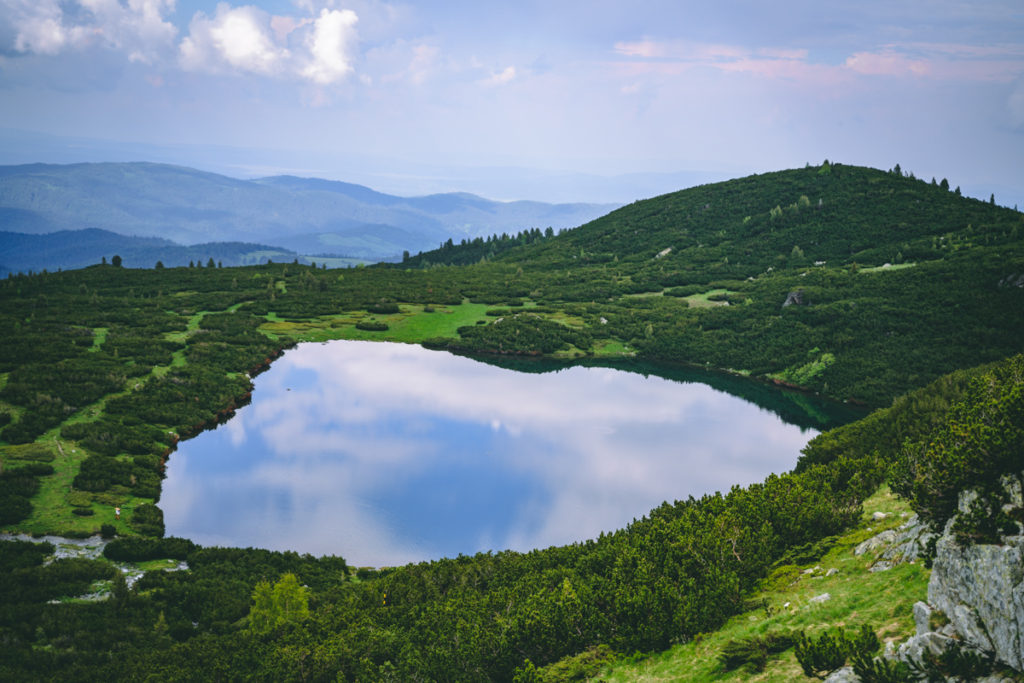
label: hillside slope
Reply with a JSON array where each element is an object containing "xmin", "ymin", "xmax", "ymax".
[{"xmin": 404, "ymin": 163, "xmax": 1024, "ymax": 406}]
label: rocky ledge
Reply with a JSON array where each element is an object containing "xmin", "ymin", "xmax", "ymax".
[{"xmin": 827, "ymin": 473, "xmax": 1024, "ymax": 682}]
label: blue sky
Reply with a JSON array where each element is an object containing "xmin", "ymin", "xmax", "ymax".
[{"xmin": 1, "ymin": 1, "xmax": 1022, "ymax": 204}]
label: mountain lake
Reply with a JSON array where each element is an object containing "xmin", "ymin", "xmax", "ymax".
[{"xmin": 159, "ymin": 340, "xmax": 861, "ymax": 567}]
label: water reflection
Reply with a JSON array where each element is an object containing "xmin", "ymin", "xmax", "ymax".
[{"xmin": 161, "ymin": 341, "xmax": 823, "ymax": 566}]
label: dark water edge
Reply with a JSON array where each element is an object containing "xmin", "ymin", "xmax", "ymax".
[{"xmin": 460, "ymin": 353, "xmax": 867, "ymax": 433}]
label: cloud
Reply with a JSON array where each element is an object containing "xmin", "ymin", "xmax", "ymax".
[
  {"xmin": 481, "ymin": 65, "xmax": 516, "ymax": 86},
  {"xmin": 180, "ymin": 4, "xmax": 287, "ymax": 76},
  {"xmin": 178, "ymin": 3, "xmax": 361, "ymax": 85},
  {"xmin": 0, "ymin": 0, "xmax": 362, "ymax": 85},
  {"xmin": 612, "ymin": 38, "xmax": 1024, "ymax": 86},
  {"xmin": 301, "ymin": 8, "xmax": 358, "ymax": 84},
  {"xmin": 845, "ymin": 49, "xmax": 930, "ymax": 77},
  {"xmin": 2, "ymin": 0, "xmax": 176, "ymax": 62}
]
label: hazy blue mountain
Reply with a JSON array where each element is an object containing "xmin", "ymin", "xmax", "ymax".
[
  {"xmin": 0, "ymin": 228, "xmax": 302, "ymax": 276},
  {"xmin": 0, "ymin": 163, "xmax": 619, "ymax": 263}
]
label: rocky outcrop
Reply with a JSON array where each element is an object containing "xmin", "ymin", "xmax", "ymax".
[
  {"xmin": 836, "ymin": 477, "xmax": 1024, "ymax": 681},
  {"xmin": 853, "ymin": 512, "xmax": 935, "ymax": 570},
  {"xmin": 782, "ymin": 289, "xmax": 806, "ymax": 307},
  {"xmin": 926, "ymin": 473, "xmax": 1024, "ymax": 672}
]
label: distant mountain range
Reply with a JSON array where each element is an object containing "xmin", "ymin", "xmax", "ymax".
[
  {"xmin": 0, "ymin": 162, "xmax": 618, "ymax": 272},
  {"xmin": 0, "ymin": 228, "xmax": 311, "ymax": 275}
]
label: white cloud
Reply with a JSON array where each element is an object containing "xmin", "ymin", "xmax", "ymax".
[
  {"xmin": 180, "ymin": 4, "xmax": 287, "ymax": 75},
  {"xmin": 301, "ymin": 8, "xmax": 358, "ymax": 84},
  {"xmin": 178, "ymin": 3, "xmax": 361, "ymax": 85},
  {"xmin": 481, "ymin": 65, "xmax": 516, "ymax": 86},
  {"xmin": 3, "ymin": 0, "xmax": 176, "ymax": 62},
  {"xmin": 80, "ymin": 0, "xmax": 177, "ymax": 63}
]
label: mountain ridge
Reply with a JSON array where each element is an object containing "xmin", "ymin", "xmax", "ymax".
[{"xmin": 0, "ymin": 161, "xmax": 619, "ymax": 264}]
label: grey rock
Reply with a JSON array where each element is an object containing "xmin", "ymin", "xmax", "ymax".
[
  {"xmin": 855, "ymin": 529, "xmax": 897, "ymax": 556},
  {"xmin": 876, "ymin": 514, "xmax": 937, "ymax": 564},
  {"xmin": 826, "ymin": 568, "xmax": 839, "ymax": 577},
  {"xmin": 869, "ymin": 561, "xmax": 892, "ymax": 572},
  {"xmin": 782, "ymin": 290, "xmax": 806, "ymax": 307},
  {"xmin": 809, "ymin": 592, "xmax": 831, "ymax": 604},
  {"xmin": 895, "ymin": 631, "xmax": 954, "ymax": 663},
  {"xmin": 823, "ymin": 666, "xmax": 860, "ymax": 683},
  {"xmin": 913, "ymin": 601, "xmax": 932, "ymax": 636},
  {"xmin": 872, "ymin": 511, "xmax": 889, "ymax": 521},
  {"xmin": 927, "ymin": 472, "xmax": 1024, "ymax": 671}
]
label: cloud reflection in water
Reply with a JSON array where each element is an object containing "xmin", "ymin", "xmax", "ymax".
[{"xmin": 160, "ymin": 341, "xmax": 816, "ymax": 566}]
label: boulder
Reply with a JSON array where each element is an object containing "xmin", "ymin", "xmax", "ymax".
[
  {"xmin": 782, "ymin": 290, "xmax": 806, "ymax": 307},
  {"xmin": 823, "ymin": 666, "xmax": 860, "ymax": 682},
  {"xmin": 855, "ymin": 529, "xmax": 896, "ymax": 556}
]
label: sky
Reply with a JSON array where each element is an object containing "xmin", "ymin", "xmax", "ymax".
[{"xmin": 1, "ymin": 0, "xmax": 1023, "ymax": 204}]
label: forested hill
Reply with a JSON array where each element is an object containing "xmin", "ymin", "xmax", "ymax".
[
  {"xmin": 411, "ymin": 162, "xmax": 1019, "ymax": 274},
  {"xmin": 402, "ymin": 163, "xmax": 1024, "ymax": 407}
]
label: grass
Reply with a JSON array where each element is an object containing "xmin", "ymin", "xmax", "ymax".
[
  {"xmin": 89, "ymin": 327, "xmax": 108, "ymax": 351},
  {"xmin": 592, "ymin": 339, "xmax": 634, "ymax": 357},
  {"xmin": 771, "ymin": 350, "xmax": 836, "ymax": 386},
  {"xmin": 682, "ymin": 288, "xmax": 734, "ymax": 308},
  {"xmin": 1, "ymin": 435, "xmax": 141, "ymax": 537},
  {"xmin": 260, "ymin": 302, "xmax": 494, "ymax": 344},
  {"xmin": 596, "ymin": 486, "xmax": 928, "ymax": 682},
  {"xmin": 860, "ymin": 263, "xmax": 917, "ymax": 273}
]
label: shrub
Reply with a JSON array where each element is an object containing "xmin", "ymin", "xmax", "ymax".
[
  {"xmin": 355, "ymin": 320, "xmax": 389, "ymax": 331},
  {"xmin": 104, "ymin": 536, "xmax": 196, "ymax": 561},
  {"xmin": 719, "ymin": 632, "xmax": 797, "ymax": 673},
  {"xmin": 131, "ymin": 503, "xmax": 165, "ymax": 538},
  {"xmin": 72, "ymin": 507, "xmax": 94, "ymax": 516},
  {"xmin": 67, "ymin": 491, "xmax": 93, "ymax": 507},
  {"xmin": 795, "ymin": 625, "xmax": 879, "ymax": 679},
  {"xmin": 905, "ymin": 642, "xmax": 994, "ymax": 681},
  {"xmin": 890, "ymin": 354, "xmax": 1024, "ymax": 537},
  {"xmin": 852, "ymin": 652, "xmax": 913, "ymax": 682}
]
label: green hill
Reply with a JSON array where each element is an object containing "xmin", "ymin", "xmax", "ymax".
[{"xmin": 409, "ymin": 163, "xmax": 1024, "ymax": 406}]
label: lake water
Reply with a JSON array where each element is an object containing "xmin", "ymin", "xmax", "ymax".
[{"xmin": 160, "ymin": 340, "xmax": 854, "ymax": 567}]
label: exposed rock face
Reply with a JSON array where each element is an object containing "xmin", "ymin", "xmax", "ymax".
[
  {"xmin": 838, "ymin": 476, "xmax": 1024, "ymax": 681},
  {"xmin": 880, "ymin": 514, "xmax": 935, "ymax": 564},
  {"xmin": 782, "ymin": 289, "xmax": 806, "ymax": 307},
  {"xmin": 998, "ymin": 273, "xmax": 1024, "ymax": 289},
  {"xmin": 927, "ymin": 474, "xmax": 1024, "ymax": 671}
]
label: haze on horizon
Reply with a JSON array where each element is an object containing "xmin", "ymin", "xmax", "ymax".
[{"xmin": 0, "ymin": 1, "xmax": 1022, "ymax": 206}]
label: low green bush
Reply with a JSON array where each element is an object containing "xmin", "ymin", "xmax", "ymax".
[{"xmin": 795, "ymin": 625, "xmax": 879, "ymax": 679}]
